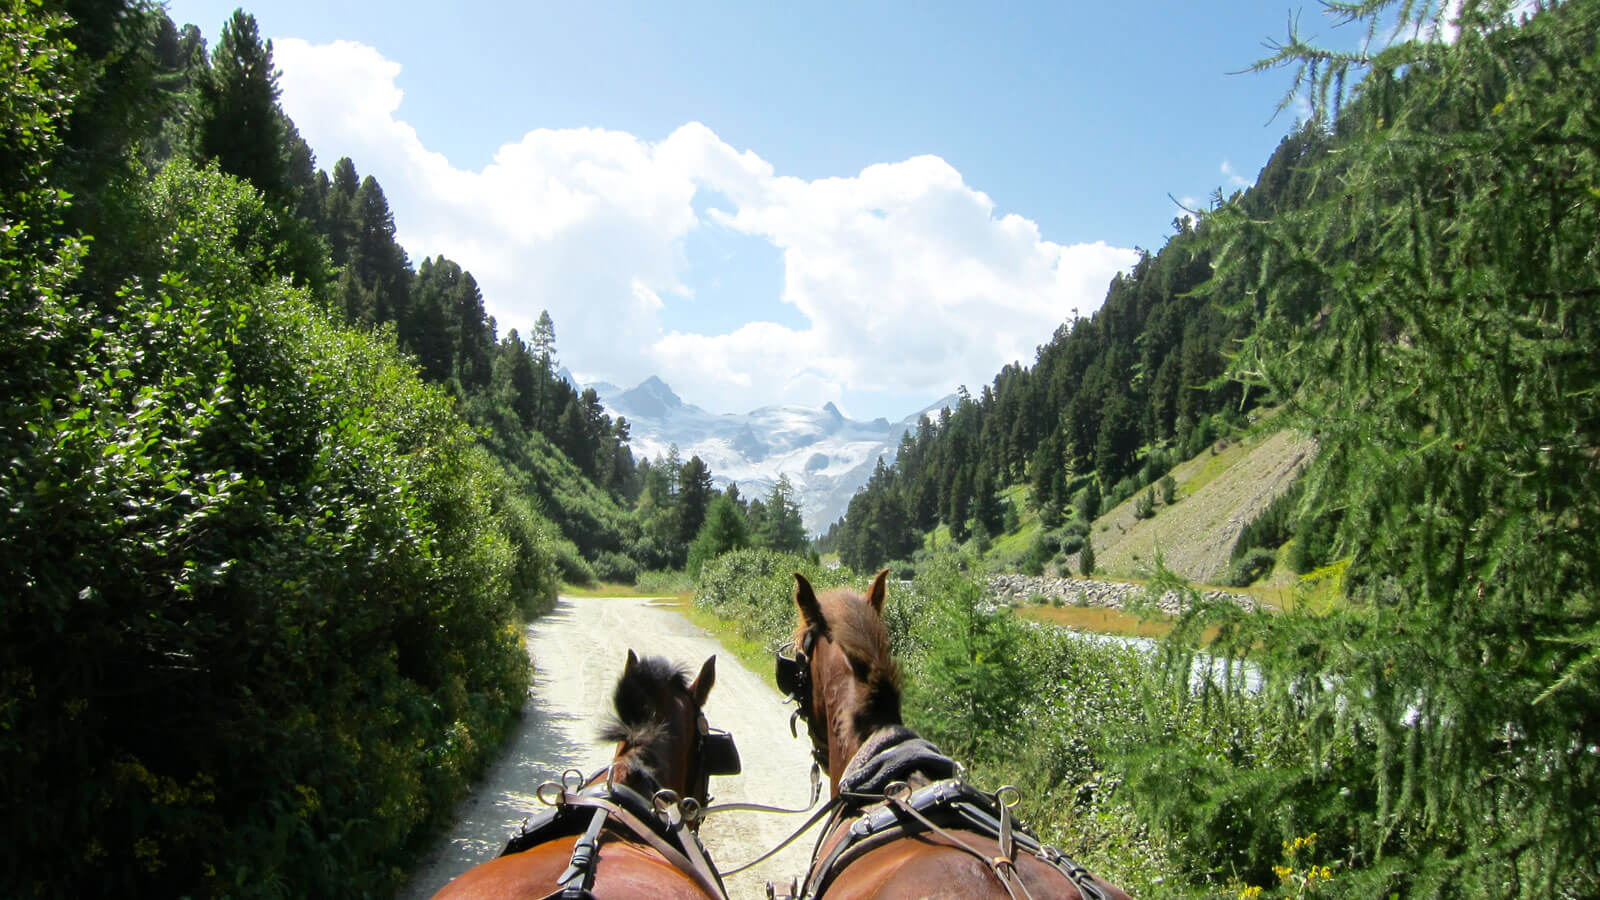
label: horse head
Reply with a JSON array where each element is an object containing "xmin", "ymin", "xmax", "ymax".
[
  {"xmin": 780, "ymin": 570, "xmax": 902, "ymax": 793},
  {"xmin": 602, "ymin": 650, "xmax": 739, "ymax": 813}
]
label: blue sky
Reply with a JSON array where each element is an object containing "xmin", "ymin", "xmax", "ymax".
[{"xmin": 165, "ymin": 0, "xmax": 1346, "ymax": 419}]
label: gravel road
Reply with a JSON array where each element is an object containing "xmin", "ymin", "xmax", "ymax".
[{"xmin": 398, "ymin": 595, "xmax": 820, "ymax": 899}]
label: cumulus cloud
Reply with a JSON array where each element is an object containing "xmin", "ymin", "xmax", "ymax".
[{"xmin": 274, "ymin": 38, "xmax": 1137, "ymax": 416}]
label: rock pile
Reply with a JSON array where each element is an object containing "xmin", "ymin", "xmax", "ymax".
[{"xmin": 987, "ymin": 574, "xmax": 1257, "ymax": 616}]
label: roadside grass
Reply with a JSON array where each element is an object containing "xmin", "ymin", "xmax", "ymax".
[
  {"xmin": 560, "ymin": 581, "xmax": 692, "ymax": 603},
  {"xmin": 557, "ymin": 581, "xmax": 780, "ymax": 689}
]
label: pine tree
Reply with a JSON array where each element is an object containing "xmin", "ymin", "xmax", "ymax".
[
  {"xmin": 325, "ymin": 157, "xmax": 360, "ymax": 267},
  {"xmin": 676, "ymin": 455, "xmax": 714, "ymax": 548},
  {"xmin": 686, "ymin": 494, "xmax": 750, "ymax": 578},
  {"xmin": 344, "ymin": 175, "xmax": 410, "ymax": 328},
  {"xmin": 906, "ymin": 555, "xmax": 1032, "ymax": 760},
  {"xmin": 189, "ymin": 10, "xmax": 287, "ymax": 204},
  {"xmin": 758, "ymin": 475, "xmax": 807, "ymax": 554}
]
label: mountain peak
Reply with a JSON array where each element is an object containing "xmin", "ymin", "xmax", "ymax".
[
  {"xmin": 613, "ymin": 375, "xmax": 684, "ymax": 419},
  {"xmin": 821, "ymin": 401, "xmax": 843, "ymax": 419}
]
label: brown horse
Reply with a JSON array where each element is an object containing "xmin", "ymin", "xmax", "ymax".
[
  {"xmin": 431, "ymin": 651, "xmax": 737, "ymax": 900},
  {"xmin": 777, "ymin": 571, "xmax": 1132, "ymax": 900}
]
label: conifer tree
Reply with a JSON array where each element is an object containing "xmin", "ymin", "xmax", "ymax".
[
  {"xmin": 676, "ymin": 455, "xmax": 714, "ymax": 548},
  {"xmin": 759, "ymin": 475, "xmax": 807, "ymax": 554},
  {"xmin": 325, "ymin": 157, "xmax": 360, "ymax": 267},
  {"xmin": 190, "ymin": 10, "xmax": 287, "ymax": 204},
  {"xmin": 686, "ymin": 494, "xmax": 748, "ymax": 578},
  {"xmin": 1133, "ymin": 3, "xmax": 1600, "ymax": 895}
]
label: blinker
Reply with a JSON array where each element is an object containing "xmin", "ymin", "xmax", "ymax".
[
  {"xmin": 775, "ymin": 633, "xmax": 815, "ymax": 708},
  {"xmin": 775, "ymin": 647, "xmax": 804, "ymax": 699},
  {"xmin": 701, "ymin": 728, "xmax": 741, "ymax": 776}
]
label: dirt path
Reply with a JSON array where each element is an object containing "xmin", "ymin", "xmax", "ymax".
[{"xmin": 398, "ymin": 595, "xmax": 820, "ymax": 899}]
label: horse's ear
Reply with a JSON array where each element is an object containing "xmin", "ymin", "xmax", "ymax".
[
  {"xmin": 690, "ymin": 655, "xmax": 716, "ymax": 707},
  {"xmin": 794, "ymin": 573, "xmax": 824, "ymax": 629},
  {"xmin": 868, "ymin": 569, "xmax": 890, "ymax": 614},
  {"xmin": 625, "ymin": 649, "xmax": 639, "ymax": 673}
]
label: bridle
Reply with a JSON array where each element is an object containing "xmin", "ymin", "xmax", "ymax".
[{"xmin": 775, "ymin": 629, "xmax": 829, "ymax": 769}]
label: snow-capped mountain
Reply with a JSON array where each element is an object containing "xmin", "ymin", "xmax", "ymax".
[{"xmin": 594, "ymin": 376, "xmax": 955, "ymax": 533}]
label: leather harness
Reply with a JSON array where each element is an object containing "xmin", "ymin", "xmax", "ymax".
[
  {"xmin": 500, "ymin": 712, "xmax": 741, "ymax": 900},
  {"xmin": 774, "ymin": 633, "xmax": 1112, "ymax": 900}
]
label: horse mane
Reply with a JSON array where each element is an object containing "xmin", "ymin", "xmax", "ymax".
[
  {"xmin": 813, "ymin": 588, "xmax": 903, "ymax": 737},
  {"xmin": 598, "ymin": 654, "xmax": 690, "ymax": 754}
]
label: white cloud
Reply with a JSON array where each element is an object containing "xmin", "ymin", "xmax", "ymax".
[
  {"xmin": 1220, "ymin": 160, "xmax": 1252, "ymax": 190},
  {"xmin": 274, "ymin": 38, "xmax": 1137, "ymax": 417}
]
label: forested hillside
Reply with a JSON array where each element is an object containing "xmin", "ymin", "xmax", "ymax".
[
  {"xmin": 0, "ymin": 0, "xmax": 756, "ymax": 894},
  {"xmin": 820, "ymin": 119, "xmax": 1331, "ymax": 573},
  {"xmin": 823, "ymin": 1, "xmax": 1600, "ymax": 896}
]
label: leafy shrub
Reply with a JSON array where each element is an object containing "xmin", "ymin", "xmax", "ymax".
[
  {"xmin": 693, "ymin": 549, "xmax": 852, "ymax": 650},
  {"xmin": 1226, "ymin": 547, "xmax": 1277, "ymax": 587},
  {"xmin": 634, "ymin": 569, "xmax": 693, "ymax": 594},
  {"xmin": 551, "ymin": 536, "xmax": 596, "ymax": 585},
  {"xmin": 592, "ymin": 550, "xmax": 640, "ymax": 584},
  {"xmin": 0, "ymin": 160, "xmax": 539, "ymax": 896},
  {"xmin": 882, "ymin": 558, "xmax": 919, "ymax": 580}
]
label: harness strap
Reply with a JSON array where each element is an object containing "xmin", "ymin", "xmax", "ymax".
[
  {"xmin": 801, "ymin": 780, "xmax": 1110, "ymax": 900},
  {"xmin": 880, "ymin": 784, "xmax": 1030, "ymax": 900},
  {"xmin": 554, "ymin": 790, "xmax": 730, "ymax": 900},
  {"xmin": 557, "ymin": 806, "xmax": 610, "ymax": 898}
]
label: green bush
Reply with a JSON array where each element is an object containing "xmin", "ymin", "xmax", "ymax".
[
  {"xmin": 552, "ymin": 536, "xmax": 597, "ymax": 585},
  {"xmin": 592, "ymin": 550, "xmax": 640, "ymax": 584},
  {"xmin": 1226, "ymin": 547, "xmax": 1277, "ymax": 587},
  {"xmin": 634, "ymin": 569, "xmax": 693, "ymax": 594},
  {"xmin": 693, "ymin": 549, "xmax": 853, "ymax": 650},
  {"xmin": 0, "ymin": 160, "xmax": 540, "ymax": 897},
  {"xmin": 883, "ymin": 558, "xmax": 919, "ymax": 580}
]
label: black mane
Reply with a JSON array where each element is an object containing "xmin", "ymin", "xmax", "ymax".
[{"xmin": 598, "ymin": 654, "xmax": 690, "ymax": 748}]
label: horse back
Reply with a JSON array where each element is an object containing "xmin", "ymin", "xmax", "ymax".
[
  {"xmin": 429, "ymin": 835, "xmax": 718, "ymax": 900},
  {"xmin": 821, "ymin": 831, "xmax": 1131, "ymax": 900}
]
